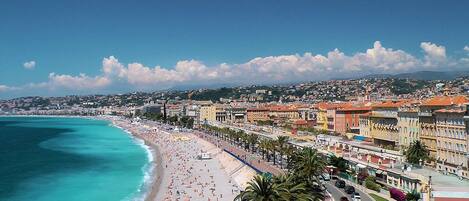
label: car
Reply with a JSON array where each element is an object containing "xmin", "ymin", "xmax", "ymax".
[
  {"xmin": 331, "ymin": 175, "xmax": 339, "ymax": 180},
  {"xmin": 340, "ymin": 196, "xmax": 349, "ymax": 201},
  {"xmin": 352, "ymin": 192, "xmax": 361, "ymax": 201},
  {"xmin": 335, "ymin": 180, "xmax": 346, "ymax": 188},
  {"xmin": 321, "ymin": 173, "xmax": 331, "ymax": 181},
  {"xmin": 344, "ymin": 185, "xmax": 355, "ymax": 194}
]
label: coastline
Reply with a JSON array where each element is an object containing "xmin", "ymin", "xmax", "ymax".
[
  {"xmin": 1, "ymin": 115, "xmax": 163, "ymax": 201},
  {"xmin": 6, "ymin": 115, "xmax": 248, "ymax": 200},
  {"xmin": 102, "ymin": 118, "xmax": 163, "ymax": 201},
  {"xmin": 141, "ymin": 139, "xmax": 163, "ymax": 201}
]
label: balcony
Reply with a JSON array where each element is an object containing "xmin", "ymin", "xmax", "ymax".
[
  {"xmin": 418, "ymin": 112, "xmax": 433, "ymax": 117},
  {"xmin": 371, "ymin": 111, "xmax": 398, "ymax": 118}
]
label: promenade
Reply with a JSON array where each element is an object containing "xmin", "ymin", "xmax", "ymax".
[{"xmin": 195, "ymin": 130, "xmax": 285, "ymax": 176}]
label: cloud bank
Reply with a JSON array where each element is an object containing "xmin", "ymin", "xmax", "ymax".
[{"xmin": 2, "ymin": 41, "xmax": 469, "ymax": 98}]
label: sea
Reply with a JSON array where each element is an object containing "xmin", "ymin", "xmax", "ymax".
[{"xmin": 0, "ymin": 116, "xmax": 152, "ymax": 201}]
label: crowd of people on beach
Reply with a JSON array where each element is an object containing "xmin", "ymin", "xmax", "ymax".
[{"xmin": 110, "ymin": 118, "xmax": 239, "ymax": 201}]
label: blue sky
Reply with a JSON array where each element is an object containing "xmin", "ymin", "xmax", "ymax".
[{"xmin": 0, "ymin": 0, "xmax": 468, "ymax": 98}]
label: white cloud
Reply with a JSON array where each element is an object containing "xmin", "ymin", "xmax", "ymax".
[
  {"xmin": 23, "ymin": 61, "xmax": 36, "ymax": 69},
  {"xmin": 46, "ymin": 73, "xmax": 111, "ymax": 90},
  {"xmin": 420, "ymin": 42, "xmax": 447, "ymax": 66},
  {"xmin": 5, "ymin": 41, "xmax": 469, "ymax": 97},
  {"xmin": 101, "ymin": 41, "xmax": 434, "ymax": 86},
  {"xmin": 0, "ymin": 85, "xmax": 10, "ymax": 92},
  {"xmin": 464, "ymin": 46, "xmax": 469, "ymax": 52}
]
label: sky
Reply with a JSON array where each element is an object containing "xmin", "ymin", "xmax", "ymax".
[{"xmin": 0, "ymin": 0, "xmax": 468, "ymax": 99}]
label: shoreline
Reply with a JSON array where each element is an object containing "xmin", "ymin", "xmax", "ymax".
[
  {"xmin": 102, "ymin": 117, "xmax": 164, "ymax": 201},
  {"xmin": 6, "ymin": 115, "xmax": 247, "ymax": 201},
  {"xmin": 141, "ymin": 139, "xmax": 163, "ymax": 201}
]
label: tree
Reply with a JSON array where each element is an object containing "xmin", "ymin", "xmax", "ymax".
[
  {"xmin": 235, "ymin": 175, "xmax": 282, "ymax": 201},
  {"xmin": 364, "ymin": 176, "xmax": 380, "ymax": 192},
  {"xmin": 289, "ymin": 147, "xmax": 326, "ymax": 199},
  {"xmin": 236, "ymin": 174, "xmax": 320, "ymax": 201},
  {"xmin": 390, "ymin": 188, "xmax": 406, "ymax": 201},
  {"xmin": 259, "ymin": 139, "xmax": 270, "ymax": 160},
  {"xmin": 276, "ymin": 136, "xmax": 290, "ymax": 168},
  {"xmin": 248, "ymin": 134, "xmax": 259, "ymax": 153},
  {"xmin": 328, "ymin": 155, "xmax": 347, "ymax": 173},
  {"xmin": 406, "ymin": 189, "xmax": 421, "ymax": 201},
  {"xmin": 406, "ymin": 140, "xmax": 429, "ymax": 165}
]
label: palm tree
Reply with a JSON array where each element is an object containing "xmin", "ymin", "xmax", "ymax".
[
  {"xmin": 289, "ymin": 148, "xmax": 326, "ymax": 182},
  {"xmin": 235, "ymin": 175, "xmax": 282, "ymax": 201},
  {"xmin": 276, "ymin": 136, "xmax": 290, "ymax": 168},
  {"xmin": 259, "ymin": 139, "xmax": 270, "ymax": 160},
  {"xmin": 236, "ymin": 174, "xmax": 317, "ymax": 201},
  {"xmin": 268, "ymin": 140, "xmax": 278, "ymax": 165},
  {"xmin": 328, "ymin": 155, "xmax": 347, "ymax": 173},
  {"xmin": 406, "ymin": 140, "xmax": 429, "ymax": 165},
  {"xmin": 272, "ymin": 174, "xmax": 313, "ymax": 201},
  {"xmin": 406, "ymin": 189, "xmax": 421, "ymax": 201},
  {"xmin": 248, "ymin": 134, "xmax": 259, "ymax": 153}
]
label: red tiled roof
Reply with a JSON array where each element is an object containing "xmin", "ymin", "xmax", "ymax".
[
  {"xmin": 337, "ymin": 106, "xmax": 372, "ymax": 112},
  {"xmin": 434, "ymin": 108, "xmax": 466, "ymax": 113},
  {"xmin": 421, "ymin": 96, "xmax": 468, "ymax": 106},
  {"xmin": 372, "ymin": 100, "xmax": 409, "ymax": 108}
]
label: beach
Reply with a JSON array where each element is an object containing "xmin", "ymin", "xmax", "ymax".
[{"xmin": 104, "ymin": 116, "xmax": 247, "ymax": 201}]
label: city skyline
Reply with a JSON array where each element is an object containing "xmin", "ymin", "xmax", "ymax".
[{"xmin": 1, "ymin": 0, "xmax": 469, "ymax": 98}]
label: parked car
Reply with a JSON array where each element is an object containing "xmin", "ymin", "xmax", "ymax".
[
  {"xmin": 331, "ymin": 175, "xmax": 339, "ymax": 180},
  {"xmin": 344, "ymin": 185, "xmax": 355, "ymax": 194},
  {"xmin": 340, "ymin": 197, "xmax": 349, "ymax": 201},
  {"xmin": 322, "ymin": 173, "xmax": 331, "ymax": 181},
  {"xmin": 335, "ymin": 180, "xmax": 346, "ymax": 188},
  {"xmin": 352, "ymin": 192, "xmax": 361, "ymax": 201}
]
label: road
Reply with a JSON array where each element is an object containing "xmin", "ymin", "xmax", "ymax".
[{"xmin": 325, "ymin": 181, "xmax": 373, "ymax": 201}]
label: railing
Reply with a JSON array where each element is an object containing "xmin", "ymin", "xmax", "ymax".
[
  {"xmin": 372, "ymin": 111, "xmax": 398, "ymax": 118},
  {"xmin": 418, "ymin": 112, "xmax": 433, "ymax": 117}
]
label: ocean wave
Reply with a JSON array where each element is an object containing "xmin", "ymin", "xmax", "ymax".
[{"xmin": 112, "ymin": 123, "xmax": 156, "ymax": 201}]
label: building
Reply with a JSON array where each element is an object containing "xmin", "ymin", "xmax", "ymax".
[
  {"xmin": 200, "ymin": 105, "xmax": 216, "ymax": 123},
  {"xmin": 315, "ymin": 103, "xmax": 329, "ymax": 131},
  {"xmin": 335, "ymin": 106, "xmax": 371, "ymax": 134},
  {"xmin": 359, "ymin": 113, "xmax": 372, "ymax": 139},
  {"xmin": 435, "ymin": 106, "xmax": 469, "ymax": 179},
  {"xmin": 397, "ymin": 101, "xmax": 421, "ymax": 148},
  {"xmin": 370, "ymin": 100, "xmax": 406, "ymax": 148},
  {"xmin": 226, "ymin": 107, "xmax": 247, "ymax": 123},
  {"xmin": 268, "ymin": 105, "xmax": 299, "ymax": 124},
  {"xmin": 419, "ymin": 96, "xmax": 468, "ymax": 159},
  {"xmin": 141, "ymin": 104, "xmax": 162, "ymax": 115},
  {"xmin": 215, "ymin": 104, "xmax": 227, "ymax": 122},
  {"xmin": 246, "ymin": 108, "xmax": 270, "ymax": 123}
]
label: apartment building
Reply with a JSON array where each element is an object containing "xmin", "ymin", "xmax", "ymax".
[
  {"xmin": 419, "ymin": 96, "xmax": 468, "ymax": 158},
  {"xmin": 370, "ymin": 101, "xmax": 406, "ymax": 147},
  {"xmin": 397, "ymin": 101, "xmax": 420, "ymax": 148},
  {"xmin": 246, "ymin": 108, "xmax": 270, "ymax": 123},
  {"xmin": 335, "ymin": 106, "xmax": 371, "ymax": 134},
  {"xmin": 315, "ymin": 103, "xmax": 328, "ymax": 130},
  {"xmin": 199, "ymin": 105, "xmax": 216, "ymax": 123},
  {"xmin": 435, "ymin": 106, "xmax": 469, "ymax": 178},
  {"xmin": 359, "ymin": 112, "xmax": 372, "ymax": 139}
]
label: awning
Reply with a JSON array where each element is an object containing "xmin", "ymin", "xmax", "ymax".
[
  {"xmin": 357, "ymin": 164, "xmax": 367, "ymax": 168},
  {"xmin": 376, "ymin": 170, "xmax": 383, "ymax": 174}
]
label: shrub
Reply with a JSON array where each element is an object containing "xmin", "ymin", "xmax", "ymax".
[
  {"xmin": 389, "ymin": 188, "xmax": 406, "ymax": 201},
  {"xmin": 365, "ymin": 176, "xmax": 381, "ymax": 192}
]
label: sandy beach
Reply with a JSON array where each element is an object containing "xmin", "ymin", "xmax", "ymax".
[{"xmin": 103, "ymin": 116, "xmax": 245, "ymax": 201}]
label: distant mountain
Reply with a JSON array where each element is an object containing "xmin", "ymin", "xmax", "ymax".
[{"xmin": 358, "ymin": 70, "xmax": 469, "ymax": 81}]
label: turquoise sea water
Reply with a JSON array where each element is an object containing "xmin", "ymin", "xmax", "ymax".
[{"xmin": 0, "ymin": 117, "xmax": 151, "ymax": 201}]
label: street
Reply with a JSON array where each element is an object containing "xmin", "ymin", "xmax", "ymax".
[{"xmin": 325, "ymin": 181, "xmax": 373, "ymax": 201}]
